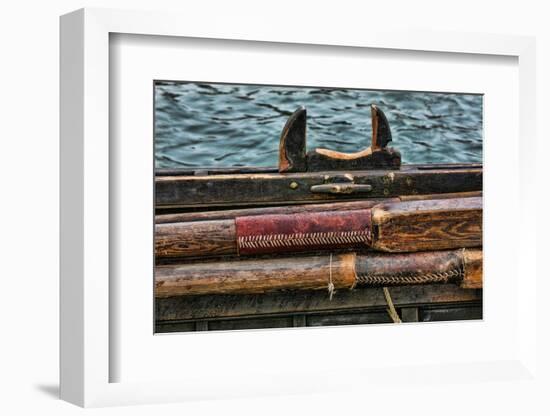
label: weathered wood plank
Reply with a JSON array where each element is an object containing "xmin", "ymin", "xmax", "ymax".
[
  {"xmin": 293, "ymin": 315, "xmax": 307, "ymax": 327},
  {"xmin": 208, "ymin": 316, "xmax": 294, "ymax": 331},
  {"xmin": 155, "ymin": 321, "xmax": 196, "ymax": 333},
  {"xmin": 306, "ymin": 310, "xmax": 393, "ymax": 326},
  {"xmin": 399, "ymin": 191, "xmax": 481, "ymax": 201},
  {"xmin": 156, "ymin": 302, "xmax": 482, "ymax": 332},
  {"xmin": 420, "ymin": 305, "xmax": 482, "ymax": 321},
  {"xmin": 372, "ymin": 197, "xmax": 482, "ymax": 252},
  {"xmin": 155, "ymin": 284, "xmax": 482, "ymax": 321},
  {"xmin": 155, "ymin": 164, "xmax": 482, "ymax": 208},
  {"xmin": 155, "ymin": 303, "xmax": 481, "ymax": 332},
  {"xmin": 195, "ymin": 321, "xmax": 209, "ymax": 331},
  {"xmin": 400, "ymin": 307, "xmax": 420, "ymax": 322}
]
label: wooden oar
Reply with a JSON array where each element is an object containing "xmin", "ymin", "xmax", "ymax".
[
  {"xmin": 155, "ymin": 197, "xmax": 482, "ymax": 259},
  {"xmin": 155, "ymin": 248, "xmax": 482, "ymax": 298}
]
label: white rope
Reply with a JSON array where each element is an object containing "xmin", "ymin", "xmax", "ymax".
[{"xmin": 328, "ymin": 253, "xmax": 335, "ymax": 301}]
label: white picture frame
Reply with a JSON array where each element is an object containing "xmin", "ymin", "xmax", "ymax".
[{"xmin": 60, "ymin": 7, "xmax": 539, "ymax": 408}]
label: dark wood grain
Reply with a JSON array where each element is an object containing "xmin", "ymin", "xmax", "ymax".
[
  {"xmin": 156, "ymin": 197, "xmax": 482, "ymax": 259},
  {"xmin": 420, "ymin": 305, "xmax": 482, "ymax": 322},
  {"xmin": 155, "ymin": 253, "xmax": 357, "ymax": 297},
  {"xmin": 400, "ymin": 307, "xmax": 420, "ymax": 322},
  {"xmin": 372, "ymin": 197, "xmax": 482, "ymax": 252},
  {"xmin": 155, "ymin": 219, "xmax": 236, "ymax": 259},
  {"xmin": 155, "ymin": 302, "xmax": 482, "ymax": 332},
  {"xmin": 355, "ymin": 250, "xmax": 466, "ymax": 286},
  {"xmin": 155, "ymin": 249, "xmax": 482, "ymax": 297},
  {"xmin": 155, "ymin": 192, "xmax": 481, "ymax": 223},
  {"xmin": 208, "ymin": 316, "xmax": 295, "ymax": 331},
  {"xmin": 399, "ymin": 191, "xmax": 481, "ymax": 201},
  {"xmin": 461, "ymin": 248, "xmax": 483, "ymax": 289},
  {"xmin": 155, "ymin": 199, "xmax": 394, "ymax": 224},
  {"xmin": 155, "ymin": 164, "xmax": 482, "ymax": 209},
  {"xmin": 306, "ymin": 146, "xmax": 401, "ymax": 171},
  {"xmin": 306, "ymin": 310, "xmax": 393, "ymax": 326}
]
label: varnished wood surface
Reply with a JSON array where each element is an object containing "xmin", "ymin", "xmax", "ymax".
[
  {"xmin": 155, "ymin": 249, "xmax": 482, "ymax": 297},
  {"xmin": 461, "ymin": 248, "xmax": 483, "ymax": 289},
  {"xmin": 155, "ymin": 219, "xmax": 236, "ymax": 259},
  {"xmin": 155, "ymin": 196, "xmax": 482, "ymax": 259},
  {"xmin": 372, "ymin": 197, "xmax": 482, "ymax": 252},
  {"xmin": 155, "ymin": 253, "xmax": 357, "ymax": 297}
]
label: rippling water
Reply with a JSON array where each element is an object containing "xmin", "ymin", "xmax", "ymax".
[{"xmin": 154, "ymin": 82, "xmax": 482, "ymax": 169}]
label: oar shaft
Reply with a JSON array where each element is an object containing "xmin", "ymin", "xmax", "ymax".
[
  {"xmin": 155, "ymin": 253, "xmax": 357, "ymax": 297},
  {"xmin": 155, "ymin": 249, "xmax": 482, "ymax": 298},
  {"xmin": 156, "ymin": 197, "xmax": 482, "ymax": 259}
]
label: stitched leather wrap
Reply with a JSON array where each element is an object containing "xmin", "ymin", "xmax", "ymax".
[
  {"xmin": 354, "ymin": 250, "xmax": 465, "ymax": 287},
  {"xmin": 235, "ymin": 209, "xmax": 371, "ymax": 255}
]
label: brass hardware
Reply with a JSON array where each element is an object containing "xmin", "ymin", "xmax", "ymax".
[
  {"xmin": 310, "ymin": 184, "xmax": 373, "ymax": 194},
  {"xmin": 289, "ymin": 181, "xmax": 299, "ymax": 189}
]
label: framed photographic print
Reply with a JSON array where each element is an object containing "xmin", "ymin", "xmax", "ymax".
[{"xmin": 60, "ymin": 7, "xmax": 538, "ymax": 408}]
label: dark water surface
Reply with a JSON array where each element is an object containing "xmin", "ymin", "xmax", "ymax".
[{"xmin": 154, "ymin": 82, "xmax": 482, "ymax": 169}]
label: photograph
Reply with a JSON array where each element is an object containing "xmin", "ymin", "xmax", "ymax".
[{"xmin": 153, "ymin": 81, "xmax": 483, "ymax": 332}]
